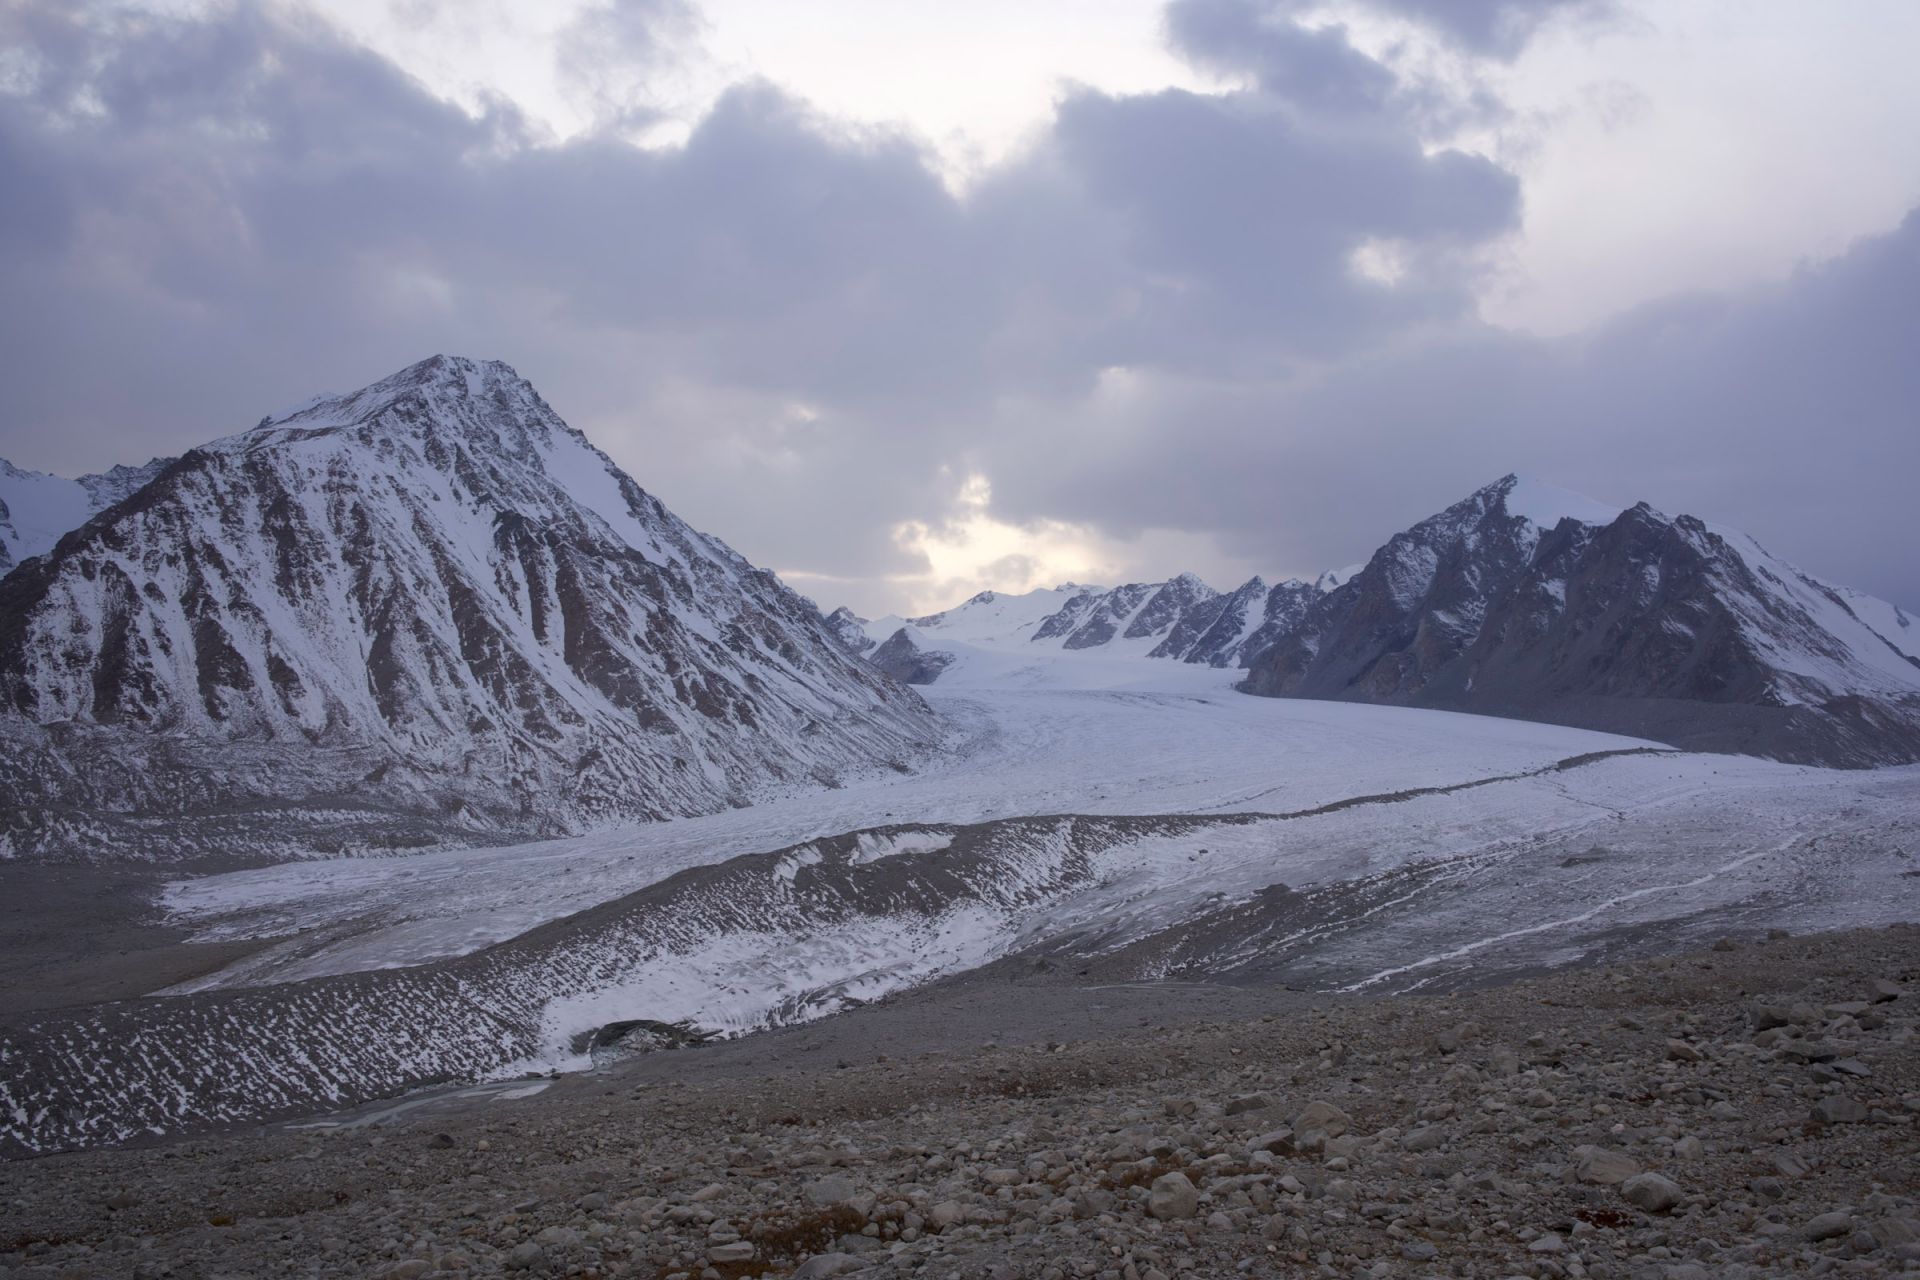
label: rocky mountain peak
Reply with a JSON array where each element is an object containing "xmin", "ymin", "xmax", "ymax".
[
  {"xmin": 1243, "ymin": 476, "xmax": 1920, "ymax": 767},
  {"xmin": 0, "ymin": 357, "xmax": 938, "ymax": 859}
]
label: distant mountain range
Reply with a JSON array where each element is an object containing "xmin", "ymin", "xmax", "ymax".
[
  {"xmin": 4, "ymin": 358, "xmax": 1914, "ymax": 867},
  {"xmin": 0, "ymin": 356, "xmax": 937, "ymax": 860},
  {"xmin": 835, "ymin": 475, "xmax": 1920, "ymax": 767},
  {"xmin": 1243, "ymin": 475, "xmax": 1920, "ymax": 766}
]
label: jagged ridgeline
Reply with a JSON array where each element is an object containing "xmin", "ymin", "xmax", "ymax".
[
  {"xmin": 0, "ymin": 356, "xmax": 939, "ymax": 861},
  {"xmin": 1242, "ymin": 475, "xmax": 1920, "ymax": 767},
  {"xmin": 834, "ymin": 474, "xmax": 1920, "ymax": 767}
]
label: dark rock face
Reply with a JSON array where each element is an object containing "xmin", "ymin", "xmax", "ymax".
[
  {"xmin": 1030, "ymin": 589, "xmax": 1107, "ymax": 643},
  {"xmin": 1023, "ymin": 573, "xmax": 1333, "ymax": 667},
  {"xmin": 823, "ymin": 606, "xmax": 874, "ymax": 656},
  {"xmin": 0, "ymin": 356, "xmax": 938, "ymax": 859},
  {"xmin": 1242, "ymin": 476, "xmax": 1920, "ymax": 767},
  {"xmin": 1219, "ymin": 578, "xmax": 1324, "ymax": 670},
  {"xmin": 867, "ymin": 628, "xmax": 955, "ymax": 685},
  {"xmin": 1058, "ymin": 583, "xmax": 1158, "ymax": 650},
  {"xmin": 1162, "ymin": 576, "xmax": 1264, "ymax": 664},
  {"xmin": 1124, "ymin": 573, "xmax": 1219, "ymax": 642}
]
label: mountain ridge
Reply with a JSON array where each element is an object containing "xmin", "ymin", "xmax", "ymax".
[
  {"xmin": 0, "ymin": 355, "xmax": 938, "ymax": 860},
  {"xmin": 1241, "ymin": 474, "xmax": 1920, "ymax": 766}
]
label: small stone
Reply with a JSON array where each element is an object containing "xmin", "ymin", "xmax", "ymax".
[
  {"xmin": 1806, "ymin": 1212, "xmax": 1855, "ymax": 1242},
  {"xmin": 1147, "ymin": 1171, "xmax": 1200, "ymax": 1221},
  {"xmin": 1402, "ymin": 1126, "xmax": 1446, "ymax": 1153},
  {"xmin": 806, "ymin": 1175, "xmax": 857, "ymax": 1205},
  {"xmin": 1246, "ymin": 1128, "xmax": 1295, "ymax": 1155},
  {"xmin": 708, "ymin": 1241, "xmax": 756, "ymax": 1263},
  {"xmin": 1528, "ymin": 1232, "xmax": 1566, "ymax": 1253},
  {"xmin": 1291, "ymin": 1101, "xmax": 1351, "ymax": 1139},
  {"xmin": 929, "ymin": 1200, "xmax": 965, "ymax": 1229},
  {"xmin": 1811, "ymin": 1096, "xmax": 1870, "ymax": 1125},
  {"xmin": 1224, "ymin": 1093, "xmax": 1274, "ymax": 1116},
  {"xmin": 382, "ymin": 1263, "xmax": 431, "ymax": 1280},
  {"xmin": 1671, "ymin": 1135, "xmax": 1704, "ymax": 1161},
  {"xmin": 792, "ymin": 1256, "xmax": 869, "ymax": 1279},
  {"xmin": 1573, "ymin": 1145, "xmax": 1641, "ymax": 1185},
  {"xmin": 691, "ymin": 1182, "xmax": 729, "ymax": 1202},
  {"xmin": 1869, "ymin": 978, "xmax": 1904, "ymax": 1003},
  {"xmin": 1770, "ymin": 1151, "xmax": 1811, "ymax": 1180},
  {"xmin": 1666, "ymin": 1039, "xmax": 1702, "ymax": 1062},
  {"xmin": 1621, "ymin": 1172, "xmax": 1685, "ymax": 1213},
  {"xmin": 506, "ymin": 1242, "xmax": 545, "ymax": 1271}
]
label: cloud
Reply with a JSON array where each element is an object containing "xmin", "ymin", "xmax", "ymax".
[
  {"xmin": 980, "ymin": 210, "xmax": 1920, "ymax": 609},
  {"xmin": 553, "ymin": 0, "xmax": 704, "ymax": 131},
  {"xmin": 0, "ymin": 0, "xmax": 1914, "ymax": 617},
  {"xmin": 1360, "ymin": 0, "xmax": 1620, "ymax": 60}
]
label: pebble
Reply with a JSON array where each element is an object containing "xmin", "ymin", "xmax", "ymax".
[{"xmin": 1621, "ymin": 1172, "xmax": 1685, "ymax": 1213}]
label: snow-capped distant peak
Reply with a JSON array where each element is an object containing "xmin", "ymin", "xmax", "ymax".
[
  {"xmin": 0, "ymin": 455, "xmax": 175, "ymax": 573},
  {"xmin": 1315, "ymin": 565, "xmax": 1363, "ymax": 592},
  {"xmin": 1495, "ymin": 473, "xmax": 1623, "ymax": 531}
]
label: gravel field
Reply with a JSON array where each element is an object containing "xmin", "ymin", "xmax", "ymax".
[{"xmin": 3, "ymin": 924, "xmax": 1916, "ymax": 1279}]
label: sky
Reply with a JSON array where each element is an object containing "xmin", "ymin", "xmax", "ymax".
[{"xmin": 1, "ymin": 0, "xmax": 1916, "ymax": 616}]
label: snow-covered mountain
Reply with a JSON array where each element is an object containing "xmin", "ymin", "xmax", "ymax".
[
  {"xmin": 0, "ymin": 356, "xmax": 938, "ymax": 859},
  {"xmin": 1242, "ymin": 474, "xmax": 1920, "ymax": 766},
  {"xmin": 822, "ymin": 605, "xmax": 874, "ymax": 655},
  {"xmin": 0, "ymin": 456, "xmax": 173, "ymax": 573},
  {"xmin": 846, "ymin": 573, "xmax": 1351, "ymax": 678}
]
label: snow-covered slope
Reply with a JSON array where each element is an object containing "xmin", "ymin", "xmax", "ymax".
[
  {"xmin": 865, "ymin": 584, "xmax": 1101, "ymax": 648},
  {"xmin": 0, "ymin": 356, "xmax": 938, "ymax": 859},
  {"xmin": 1244, "ymin": 474, "xmax": 1920, "ymax": 766},
  {"xmin": 848, "ymin": 574, "xmax": 1342, "ymax": 676},
  {"xmin": 0, "ymin": 456, "xmax": 173, "ymax": 573}
]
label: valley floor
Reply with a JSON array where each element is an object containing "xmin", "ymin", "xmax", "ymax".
[
  {"xmin": 5, "ymin": 654, "xmax": 1920, "ymax": 1160},
  {"xmin": 3, "ymin": 926, "xmax": 1914, "ymax": 1279}
]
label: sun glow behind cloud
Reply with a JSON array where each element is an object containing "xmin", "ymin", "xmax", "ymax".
[{"xmin": 884, "ymin": 473, "xmax": 1121, "ymax": 616}]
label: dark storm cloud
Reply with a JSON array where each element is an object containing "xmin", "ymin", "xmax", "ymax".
[
  {"xmin": 983, "ymin": 210, "xmax": 1920, "ymax": 608},
  {"xmin": 0, "ymin": 0, "xmax": 1517, "ymax": 582},
  {"xmin": 0, "ymin": 0, "xmax": 1913, "ymax": 611}
]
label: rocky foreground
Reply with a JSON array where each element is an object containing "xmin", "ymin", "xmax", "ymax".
[{"xmin": 3, "ymin": 926, "xmax": 1917, "ymax": 1280}]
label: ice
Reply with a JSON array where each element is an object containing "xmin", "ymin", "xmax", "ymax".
[
  {"xmin": 1501, "ymin": 474, "xmax": 1624, "ymax": 529},
  {"xmin": 0, "ymin": 462, "xmax": 96, "ymax": 566},
  {"xmin": 160, "ymin": 653, "xmax": 1654, "ymax": 989}
]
